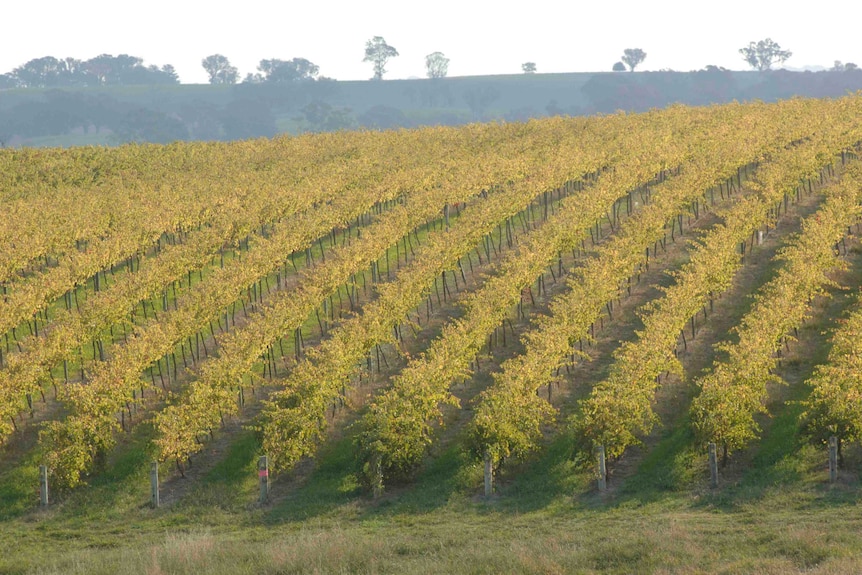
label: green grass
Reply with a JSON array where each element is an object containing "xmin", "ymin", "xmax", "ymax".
[{"xmin": 5, "ymin": 408, "xmax": 862, "ymax": 574}]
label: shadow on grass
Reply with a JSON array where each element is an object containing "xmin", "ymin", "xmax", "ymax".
[
  {"xmin": 0, "ymin": 421, "xmax": 157, "ymax": 521},
  {"xmin": 265, "ymin": 429, "xmax": 479, "ymax": 524},
  {"xmin": 494, "ymin": 431, "xmax": 586, "ymax": 514},
  {"xmin": 56, "ymin": 422, "xmax": 159, "ymax": 518}
]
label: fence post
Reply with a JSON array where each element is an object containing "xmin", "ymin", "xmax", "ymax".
[
  {"xmin": 708, "ymin": 443, "xmax": 718, "ymax": 489},
  {"xmin": 39, "ymin": 465, "xmax": 48, "ymax": 507},
  {"xmin": 150, "ymin": 461, "xmax": 159, "ymax": 508},
  {"xmin": 484, "ymin": 451, "xmax": 493, "ymax": 497},
  {"xmin": 829, "ymin": 436, "xmax": 838, "ymax": 483},
  {"xmin": 258, "ymin": 455, "xmax": 270, "ymax": 503},
  {"xmin": 597, "ymin": 445, "xmax": 607, "ymax": 491}
]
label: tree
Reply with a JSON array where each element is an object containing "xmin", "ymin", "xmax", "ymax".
[
  {"xmin": 612, "ymin": 62, "xmax": 626, "ymax": 72},
  {"xmin": 82, "ymin": 54, "xmax": 169, "ymax": 85},
  {"xmin": 463, "ymin": 85, "xmax": 500, "ymax": 119},
  {"xmin": 425, "ymin": 52, "xmax": 449, "ymax": 79},
  {"xmin": 522, "ymin": 62, "xmax": 536, "ymax": 74},
  {"xmin": 739, "ymin": 38, "xmax": 792, "ymax": 71},
  {"xmin": 831, "ymin": 61, "xmax": 859, "ymax": 72},
  {"xmin": 621, "ymin": 48, "xmax": 647, "ymax": 72},
  {"xmin": 0, "ymin": 74, "xmax": 18, "ymax": 89},
  {"xmin": 202, "ymin": 54, "xmax": 238, "ymax": 84},
  {"xmin": 258, "ymin": 58, "xmax": 319, "ymax": 82},
  {"xmin": 299, "ymin": 101, "xmax": 357, "ymax": 132},
  {"xmin": 12, "ymin": 57, "xmax": 66, "ymax": 87},
  {"xmin": 160, "ymin": 65, "xmax": 180, "ymax": 84},
  {"xmin": 364, "ymin": 37, "xmax": 399, "ymax": 80}
]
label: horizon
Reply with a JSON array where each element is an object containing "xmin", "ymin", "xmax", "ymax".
[{"xmin": 2, "ymin": 0, "xmax": 859, "ymax": 84}]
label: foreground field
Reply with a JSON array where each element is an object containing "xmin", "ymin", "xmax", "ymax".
[{"xmin": 2, "ymin": 97, "xmax": 862, "ymax": 573}]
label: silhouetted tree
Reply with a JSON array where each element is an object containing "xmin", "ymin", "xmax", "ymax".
[
  {"xmin": 160, "ymin": 65, "xmax": 180, "ymax": 83},
  {"xmin": 621, "ymin": 48, "xmax": 646, "ymax": 71},
  {"xmin": 359, "ymin": 105, "xmax": 408, "ymax": 130},
  {"xmin": 464, "ymin": 85, "xmax": 500, "ymax": 119},
  {"xmin": 202, "ymin": 54, "xmax": 238, "ymax": 84},
  {"xmin": 258, "ymin": 58, "xmax": 319, "ymax": 82},
  {"xmin": 79, "ymin": 54, "xmax": 176, "ymax": 85},
  {"xmin": 0, "ymin": 74, "xmax": 18, "ymax": 89},
  {"xmin": 425, "ymin": 52, "xmax": 449, "ymax": 79},
  {"xmin": 522, "ymin": 62, "xmax": 536, "ymax": 74},
  {"xmin": 364, "ymin": 37, "xmax": 399, "ymax": 80},
  {"xmin": 300, "ymin": 101, "xmax": 357, "ymax": 131},
  {"xmin": 12, "ymin": 57, "xmax": 66, "ymax": 87},
  {"xmin": 612, "ymin": 62, "xmax": 626, "ymax": 72},
  {"xmin": 739, "ymin": 39, "xmax": 792, "ymax": 71}
]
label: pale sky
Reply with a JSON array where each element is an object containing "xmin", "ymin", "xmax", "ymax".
[{"xmin": 2, "ymin": 0, "xmax": 860, "ymax": 83}]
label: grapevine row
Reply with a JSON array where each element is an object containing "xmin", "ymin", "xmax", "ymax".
[
  {"xmin": 575, "ymin": 132, "xmax": 857, "ymax": 463},
  {"xmin": 466, "ymin": 98, "xmax": 852, "ymax": 467},
  {"xmin": 690, "ymin": 161, "xmax": 862, "ymax": 460},
  {"xmin": 40, "ymin": 120, "xmax": 609, "ymax": 486}
]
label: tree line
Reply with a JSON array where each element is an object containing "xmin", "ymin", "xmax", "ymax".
[
  {"xmin": 5, "ymin": 36, "xmax": 854, "ymax": 90},
  {"xmin": 0, "ymin": 55, "xmax": 178, "ymax": 89}
]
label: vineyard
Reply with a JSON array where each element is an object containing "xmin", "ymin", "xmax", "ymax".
[{"xmin": 3, "ymin": 97, "xmax": 862, "ymax": 574}]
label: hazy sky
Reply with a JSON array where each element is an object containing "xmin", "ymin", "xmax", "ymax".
[{"xmin": 2, "ymin": 0, "xmax": 860, "ymax": 83}]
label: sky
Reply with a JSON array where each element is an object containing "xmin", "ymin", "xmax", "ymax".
[{"xmin": 2, "ymin": 0, "xmax": 860, "ymax": 83}]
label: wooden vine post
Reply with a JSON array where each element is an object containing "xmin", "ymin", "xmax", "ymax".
[
  {"xmin": 829, "ymin": 436, "xmax": 838, "ymax": 483},
  {"xmin": 484, "ymin": 451, "xmax": 493, "ymax": 497},
  {"xmin": 708, "ymin": 443, "xmax": 719, "ymax": 489},
  {"xmin": 150, "ymin": 461, "xmax": 160, "ymax": 508},
  {"xmin": 258, "ymin": 456, "xmax": 270, "ymax": 503},
  {"xmin": 597, "ymin": 445, "xmax": 607, "ymax": 491},
  {"xmin": 39, "ymin": 465, "xmax": 49, "ymax": 507}
]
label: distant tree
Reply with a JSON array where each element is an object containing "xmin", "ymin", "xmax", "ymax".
[
  {"xmin": 83, "ymin": 54, "xmax": 118, "ymax": 84},
  {"xmin": 612, "ymin": 62, "xmax": 626, "ymax": 72},
  {"xmin": 258, "ymin": 58, "xmax": 319, "ymax": 82},
  {"xmin": 242, "ymin": 72, "xmax": 263, "ymax": 84},
  {"xmin": 160, "ymin": 64, "xmax": 180, "ymax": 83},
  {"xmin": 61, "ymin": 58, "xmax": 90, "ymax": 85},
  {"xmin": 202, "ymin": 54, "xmax": 238, "ymax": 84},
  {"xmin": 739, "ymin": 38, "xmax": 792, "ymax": 71},
  {"xmin": 12, "ymin": 57, "xmax": 66, "ymax": 87},
  {"xmin": 359, "ymin": 105, "xmax": 408, "ymax": 130},
  {"xmin": 522, "ymin": 62, "xmax": 537, "ymax": 74},
  {"xmin": 114, "ymin": 107, "xmax": 188, "ymax": 144},
  {"xmin": 621, "ymin": 48, "xmax": 647, "ymax": 72},
  {"xmin": 364, "ymin": 37, "xmax": 399, "ymax": 80},
  {"xmin": 300, "ymin": 101, "xmax": 357, "ymax": 132},
  {"xmin": 0, "ymin": 74, "xmax": 19, "ymax": 89},
  {"xmin": 831, "ymin": 61, "xmax": 859, "ymax": 72},
  {"xmin": 464, "ymin": 85, "xmax": 500, "ymax": 119},
  {"xmin": 82, "ymin": 54, "xmax": 173, "ymax": 85},
  {"xmin": 425, "ymin": 52, "xmax": 449, "ymax": 79}
]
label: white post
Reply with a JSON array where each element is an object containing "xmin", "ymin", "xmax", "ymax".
[
  {"xmin": 258, "ymin": 456, "xmax": 270, "ymax": 503},
  {"xmin": 708, "ymin": 443, "xmax": 718, "ymax": 489},
  {"xmin": 150, "ymin": 461, "xmax": 159, "ymax": 508},
  {"xmin": 39, "ymin": 465, "xmax": 49, "ymax": 506},
  {"xmin": 829, "ymin": 436, "xmax": 838, "ymax": 483},
  {"xmin": 484, "ymin": 451, "xmax": 493, "ymax": 497},
  {"xmin": 597, "ymin": 446, "xmax": 607, "ymax": 491}
]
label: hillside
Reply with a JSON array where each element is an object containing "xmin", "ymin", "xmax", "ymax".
[
  {"xmin": 1, "ymin": 98, "xmax": 862, "ymax": 573},
  {"xmin": 1, "ymin": 68, "xmax": 862, "ymax": 147}
]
